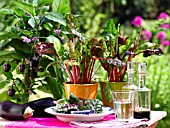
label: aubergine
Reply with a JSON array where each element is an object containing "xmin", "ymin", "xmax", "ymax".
[
  {"xmin": 26, "ymin": 97, "xmax": 56, "ymax": 117},
  {"xmin": 0, "ymin": 101, "xmax": 34, "ymax": 121}
]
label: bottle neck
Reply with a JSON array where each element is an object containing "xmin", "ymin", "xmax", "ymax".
[
  {"xmin": 127, "ymin": 71, "xmax": 134, "ymax": 85},
  {"xmin": 138, "ymin": 73, "xmax": 146, "ymax": 88}
]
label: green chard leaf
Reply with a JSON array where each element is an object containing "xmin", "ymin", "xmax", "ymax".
[
  {"xmin": 119, "ymin": 37, "xmax": 135, "ymax": 55},
  {"xmin": 66, "ymin": 13, "xmax": 80, "ymax": 30},
  {"xmin": 137, "ymin": 42, "xmax": 157, "ymax": 52},
  {"xmin": 103, "ymin": 19, "xmax": 117, "ymax": 41}
]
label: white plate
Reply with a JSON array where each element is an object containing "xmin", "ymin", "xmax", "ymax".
[{"xmin": 44, "ymin": 106, "xmax": 114, "ymax": 122}]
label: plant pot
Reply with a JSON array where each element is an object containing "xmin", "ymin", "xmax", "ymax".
[
  {"xmin": 100, "ymin": 81, "xmax": 126, "ymax": 108},
  {"xmin": 64, "ymin": 82, "xmax": 98, "ymax": 100}
]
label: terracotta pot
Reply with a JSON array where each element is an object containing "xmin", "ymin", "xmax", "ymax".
[
  {"xmin": 100, "ymin": 81, "xmax": 126, "ymax": 108},
  {"xmin": 64, "ymin": 82, "xmax": 98, "ymax": 100}
]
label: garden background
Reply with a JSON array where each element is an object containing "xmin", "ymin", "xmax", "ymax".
[{"xmin": 0, "ymin": 0, "xmax": 170, "ymax": 127}]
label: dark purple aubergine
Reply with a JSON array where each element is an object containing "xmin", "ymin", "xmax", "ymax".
[
  {"xmin": 3, "ymin": 63, "xmax": 11, "ymax": 72},
  {"xmin": 0, "ymin": 101, "xmax": 33, "ymax": 121},
  {"xmin": 8, "ymin": 88, "xmax": 16, "ymax": 96},
  {"xmin": 18, "ymin": 64, "xmax": 25, "ymax": 72},
  {"xmin": 26, "ymin": 97, "xmax": 56, "ymax": 117}
]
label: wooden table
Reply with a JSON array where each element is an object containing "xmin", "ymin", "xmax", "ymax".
[
  {"xmin": 0, "ymin": 111, "xmax": 167, "ymax": 128},
  {"xmin": 149, "ymin": 111, "xmax": 167, "ymax": 128}
]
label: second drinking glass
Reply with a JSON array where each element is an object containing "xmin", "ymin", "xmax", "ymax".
[{"xmin": 112, "ymin": 90, "xmax": 135, "ymax": 121}]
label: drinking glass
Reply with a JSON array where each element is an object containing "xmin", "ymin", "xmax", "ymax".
[{"xmin": 112, "ymin": 90, "xmax": 135, "ymax": 121}]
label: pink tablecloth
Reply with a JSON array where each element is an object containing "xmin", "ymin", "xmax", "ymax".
[
  {"xmin": 5, "ymin": 118, "xmax": 70, "ymax": 128},
  {"xmin": 4, "ymin": 115, "xmax": 115, "ymax": 128},
  {"xmin": 2, "ymin": 111, "xmax": 167, "ymax": 128}
]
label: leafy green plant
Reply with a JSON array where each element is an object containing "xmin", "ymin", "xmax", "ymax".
[
  {"xmin": 91, "ymin": 19, "xmax": 163, "ymax": 82},
  {"xmin": 34, "ymin": 13, "xmax": 100, "ymax": 84},
  {"xmin": 0, "ymin": 0, "xmax": 70, "ymax": 103}
]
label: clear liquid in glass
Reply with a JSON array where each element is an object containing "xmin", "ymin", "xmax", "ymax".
[{"xmin": 114, "ymin": 101, "xmax": 133, "ymax": 119}]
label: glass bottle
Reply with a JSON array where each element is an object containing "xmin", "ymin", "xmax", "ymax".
[
  {"xmin": 122, "ymin": 61, "xmax": 137, "ymax": 91},
  {"xmin": 122, "ymin": 61, "xmax": 137, "ymax": 118},
  {"xmin": 134, "ymin": 62, "xmax": 151, "ymax": 120}
]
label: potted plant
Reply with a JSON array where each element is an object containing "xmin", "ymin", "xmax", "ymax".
[
  {"xmin": 34, "ymin": 13, "xmax": 100, "ymax": 100},
  {"xmin": 0, "ymin": 0, "xmax": 70, "ymax": 103},
  {"xmin": 90, "ymin": 19, "xmax": 163, "ymax": 107}
]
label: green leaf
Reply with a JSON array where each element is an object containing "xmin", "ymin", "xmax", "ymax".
[
  {"xmin": 28, "ymin": 17, "xmax": 36, "ymax": 28},
  {"xmin": 37, "ymin": 84, "xmax": 51, "ymax": 94},
  {"xmin": 0, "ymin": 51, "xmax": 21, "ymax": 62},
  {"xmin": 40, "ymin": 57, "xmax": 56, "ymax": 77},
  {"xmin": 45, "ymin": 76, "xmax": 63, "ymax": 100},
  {"xmin": 103, "ymin": 19, "xmax": 117, "ymax": 41},
  {"xmin": 0, "ymin": 80, "xmax": 10, "ymax": 89},
  {"xmin": 37, "ymin": 0, "xmax": 53, "ymax": 7},
  {"xmin": 0, "ymin": 31, "xmax": 20, "ymax": 41},
  {"xmin": 13, "ymin": 8, "xmax": 25, "ymax": 17},
  {"xmin": 4, "ymin": 72, "xmax": 13, "ymax": 80},
  {"xmin": 20, "ymin": 30, "xmax": 33, "ymax": 36},
  {"xmin": 66, "ymin": 14, "xmax": 79, "ymax": 30},
  {"xmin": 52, "ymin": 0, "xmax": 70, "ymax": 15},
  {"xmin": 10, "ymin": 39, "xmax": 32, "ymax": 54},
  {"xmin": 0, "ymin": 40, "xmax": 10, "ymax": 50},
  {"xmin": 137, "ymin": 42, "xmax": 157, "ymax": 52},
  {"xmin": 0, "ymin": 8, "xmax": 14, "ymax": 14},
  {"xmin": 10, "ymin": 1, "xmax": 36, "ymax": 16},
  {"xmin": 46, "ymin": 35, "xmax": 61, "ymax": 52},
  {"xmin": 0, "ymin": 91, "xmax": 10, "ymax": 102},
  {"xmin": 15, "ymin": 49, "xmax": 31, "ymax": 59},
  {"xmin": 119, "ymin": 37, "xmax": 134, "ymax": 55},
  {"xmin": 64, "ymin": 42, "xmax": 81, "ymax": 60},
  {"xmin": 4, "ymin": 17, "xmax": 15, "ymax": 26},
  {"xmin": 43, "ymin": 22, "xmax": 53, "ymax": 31},
  {"xmin": 45, "ymin": 12, "xmax": 66, "ymax": 26},
  {"xmin": 41, "ymin": 6, "xmax": 50, "ymax": 14}
]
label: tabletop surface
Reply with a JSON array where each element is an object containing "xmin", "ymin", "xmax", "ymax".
[{"xmin": 0, "ymin": 111, "xmax": 167, "ymax": 128}]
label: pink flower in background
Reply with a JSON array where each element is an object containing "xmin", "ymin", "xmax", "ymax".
[
  {"xmin": 21, "ymin": 36, "xmax": 31, "ymax": 43},
  {"xmin": 32, "ymin": 37, "xmax": 38, "ymax": 41},
  {"xmin": 157, "ymin": 12, "xmax": 169, "ymax": 20},
  {"xmin": 54, "ymin": 30, "xmax": 61, "ymax": 34},
  {"xmin": 156, "ymin": 31, "xmax": 166, "ymax": 41},
  {"xmin": 161, "ymin": 40, "xmax": 170, "ymax": 46},
  {"xmin": 142, "ymin": 30, "xmax": 152, "ymax": 41},
  {"xmin": 131, "ymin": 16, "xmax": 143, "ymax": 27},
  {"xmin": 161, "ymin": 24, "xmax": 170, "ymax": 29}
]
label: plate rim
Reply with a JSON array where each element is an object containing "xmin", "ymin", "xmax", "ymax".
[{"xmin": 44, "ymin": 106, "xmax": 114, "ymax": 117}]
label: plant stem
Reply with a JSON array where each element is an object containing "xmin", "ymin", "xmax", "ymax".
[
  {"xmin": 82, "ymin": 58, "xmax": 88, "ymax": 83},
  {"xmin": 88, "ymin": 59, "xmax": 95, "ymax": 82},
  {"xmin": 65, "ymin": 64, "xmax": 74, "ymax": 83},
  {"xmin": 99, "ymin": 59, "xmax": 109, "ymax": 72},
  {"xmin": 72, "ymin": 65, "xmax": 78, "ymax": 84}
]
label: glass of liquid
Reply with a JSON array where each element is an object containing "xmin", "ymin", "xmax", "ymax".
[{"xmin": 112, "ymin": 90, "xmax": 135, "ymax": 121}]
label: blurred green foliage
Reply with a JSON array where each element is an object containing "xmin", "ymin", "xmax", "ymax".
[{"xmin": 70, "ymin": 0, "xmax": 170, "ymax": 38}]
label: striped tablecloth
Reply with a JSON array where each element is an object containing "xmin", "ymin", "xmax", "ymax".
[{"xmin": 0, "ymin": 111, "xmax": 167, "ymax": 128}]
